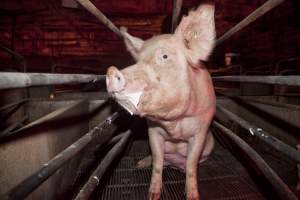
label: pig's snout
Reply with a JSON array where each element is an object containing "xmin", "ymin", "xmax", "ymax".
[{"xmin": 106, "ymin": 66, "xmax": 126, "ymax": 93}]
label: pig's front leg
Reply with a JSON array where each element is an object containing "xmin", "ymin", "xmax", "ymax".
[
  {"xmin": 148, "ymin": 128, "xmax": 165, "ymax": 200},
  {"xmin": 186, "ymin": 124, "xmax": 210, "ymax": 200}
]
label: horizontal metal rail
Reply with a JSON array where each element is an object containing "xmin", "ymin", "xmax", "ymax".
[
  {"xmin": 216, "ymin": 0, "xmax": 285, "ymax": 45},
  {"xmin": 213, "ymin": 75, "xmax": 300, "ymax": 86},
  {"xmin": 216, "ymin": 105, "xmax": 300, "ymax": 164},
  {"xmin": 76, "ymin": 0, "xmax": 124, "ymax": 38},
  {"xmin": 74, "ymin": 130, "xmax": 132, "ymax": 200},
  {"xmin": 212, "ymin": 121, "xmax": 298, "ymax": 200},
  {"xmin": 0, "ymin": 112, "xmax": 119, "ymax": 200},
  {"xmin": 0, "ymin": 72, "xmax": 106, "ymax": 89}
]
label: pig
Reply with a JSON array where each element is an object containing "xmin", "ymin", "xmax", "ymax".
[{"xmin": 106, "ymin": 4, "xmax": 216, "ymax": 200}]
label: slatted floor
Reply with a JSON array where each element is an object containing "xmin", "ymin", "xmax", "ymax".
[{"xmin": 97, "ymin": 140, "xmax": 266, "ymax": 200}]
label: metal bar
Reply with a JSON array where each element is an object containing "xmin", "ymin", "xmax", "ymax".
[
  {"xmin": 108, "ymin": 132, "xmax": 127, "ymax": 145},
  {"xmin": 212, "ymin": 121, "xmax": 298, "ymax": 200},
  {"xmin": 275, "ymin": 56, "xmax": 300, "ymax": 74},
  {"xmin": 216, "ymin": 105, "xmax": 300, "ymax": 164},
  {"xmin": 213, "ymin": 75, "xmax": 300, "ymax": 86},
  {"xmin": 0, "ymin": 115, "xmax": 28, "ymax": 137},
  {"xmin": 0, "ymin": 99, "xmax": 27, "ymax": 112},
  {"xmin": 171, "ymin": 0, "xmax": 182, "ymax": 33},
  {"xmin": 51, "ymin": 63, "xmax": 100, "ymax": 73},
  {"xmin": 75, "ymin": 0, "xmax": 124, "ymax": 38},
  {"xmin": 236, "ymin": 96, "xmax": 300, "ymax": 111},
  {"xmin": 74, "ymin": 130, "xmax": 132, "ymax": 200},
  {"xmin": 10, "ymin": 16, "xmax": 16, "ymax": 65},
  {"xmin": 0, "ymin": 72, "xmax": 105, "ymax": 89},
  {"xmin": 0, "ymin": 43, "xmax": 27, "ymax": 69},
  {"xmin": 0, "ymin": 100, "xmax": 82, "ymax": 140},
  {"xmin": 0, "ymin": 112, "xmax": 119, "ymax": 200},
  {"xmin": 0, "ymin": 43, "xmax": 25, "ymax": 62},
  {"xmin": 216, "ymin": 0, "xmax": 285, "ymax": 46}
]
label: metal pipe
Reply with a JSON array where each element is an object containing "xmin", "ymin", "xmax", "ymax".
[
  {"xmin": 0, "ymin": 43, "xmax": 27, "ymax": 69},
  {"xmin": 75, "ymin": 0, "xmax": 124, "ymax": 38},
  {"xmin": 275, "ymin": 56, "xmax": 300, "ymax": 74},
  {"xmin": 230, "ymin": 97, "xmax": 300, "ymax": 132},
  {"xmin": 0, "ymin": 99, "xmax": 28, "ymax": 112},
  {"xmin": 51, "ymin": 63, "xmax": 100, "ymax": 73},
  {"xmin": 108, "ymin": 132, "xmax": 127, "ymax": 145},
  {"xmin": 216, "ymin": 105, "xmax": 300, "ymax": 164},
  {"xmin": 74, "ymin": 130, "xmax": 132, "ymax": 200},
  {"xmin": 213, "ymin": 75, "xmax": 300, "ymax": 86},
  {"xmin": 216, "ymin": 0, "xmax": 285, "ymax": 46},
  {"xmin": 212, "ymin": 121, "xmax": 298, "ymax": 200},
  {"xmin": 0, "ymin": 72, "xmax": 106, "ymax": 89},
  {"xmin": 171, "ymin": 0, "xmax": 183, "ymax": 33},
  {"xmin": 0, "ymin": 115, "xmax": 28, "ymax": 138},
  {"xmin": 0, "ymin": 112, "xmax": 119, "ymax": 200}
]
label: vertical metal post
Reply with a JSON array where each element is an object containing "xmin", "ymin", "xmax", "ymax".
[{"xmin": 171, "ymin": 0, "xmax": 183, "ymax": 33}]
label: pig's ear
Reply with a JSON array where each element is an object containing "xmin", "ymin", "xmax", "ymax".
[
  {"xmin": 120, "ymin": 26, "xmax": 144, "ymax": 60},
  {"xmin": 175, "ymin": 4, "xmax": 215, "ymax": 65}
]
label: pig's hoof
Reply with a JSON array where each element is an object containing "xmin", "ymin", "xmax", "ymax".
[
  {"xmin": 136, "ymin": 155, "xmax": 152, "ymax": 169},
  {"xmin": 148, "ymin": 190, "xmax": 160, "ymax": 200},
  {"xmin": 187, "ymin": 191, "xmax": 200, "ymax": 200}
]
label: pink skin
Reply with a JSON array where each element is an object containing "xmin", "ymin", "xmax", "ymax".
[{"xmin": 107, "ymin": 4, "xmax": 216, "ymax": 200}]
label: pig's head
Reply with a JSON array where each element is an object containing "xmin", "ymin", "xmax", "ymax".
[{"xmin": 106, "ymin": 4, "xmax": 215, "ymax": 120}]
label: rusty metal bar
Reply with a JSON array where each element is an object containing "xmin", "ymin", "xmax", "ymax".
[
  {"xmin": 212, "ymin": 121, "xmax": 298, "ymax": 200},
  {"xmin": 0, "ymin": 112, "xmax": 119, "ymax": 200},
  {"xmin": 216, "ymin": 0, "xmax": 285, "ymax": 45},
  {"xmin": 216, "ymin": 105, "xmax": 300, "ymax": 164},
  {"xmin": 213, "ymin": 75, "xmax": 300, "ymax": 86},
  {"xmin": 0, "ymin": 72, "xmax": 105, "ymax": 89},
  {"xmin": 74, "ymin": 130, "xmax": 132, "ymax": 200},
  {"xmin": 76, "ymin": 0, "xmax": 124, "ymax": 38},
  {"xmin": 171, "ymin": 0, "xmax": 183, "ymax": 33}
]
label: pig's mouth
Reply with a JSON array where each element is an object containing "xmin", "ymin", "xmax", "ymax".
[{"xmin": 111, "ymin": 90, "xmax": 144, "ymax": 115}]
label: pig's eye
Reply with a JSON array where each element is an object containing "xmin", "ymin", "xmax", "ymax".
[{"xmin": 155, "ymin": 49, "xmax": 170, "ymax": 65}]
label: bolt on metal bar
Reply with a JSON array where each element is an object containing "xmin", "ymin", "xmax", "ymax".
[
  {"xmin": 0, "ymin": 72, "xmax": 106, "ymax": 89},
  {"xmin": 216, "ymin": 0, "xmax": 285, "ymax": 46},
  {"xmin": 216, "ymin": 105, "xmax": 300, "ymax": 164},
  {"xmin": 74, "ymin": 130, "xmax": 132, "ymax": 200},
  {"xmin": 213, "ymin": 75, "xmax": 300, "ymax": 86},
  {"xmin": 0, "ymin": 112, "xmax": 119, "ymax": 200},
  {"xmin": 171, "ymin": 0, "xmax": 183, "ymax": 33},
  {"xmin": 76, "ymin": 0, "xmax": 124, "ymax": 38},
  {"xmin": 212, "ymin": 121, "xmax": 298, "ymax": 200}
]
